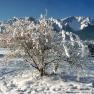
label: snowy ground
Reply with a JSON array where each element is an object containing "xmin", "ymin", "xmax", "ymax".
[{"xmin": 0, "ymin": 49, "xmax": 94, "ymax": 94}]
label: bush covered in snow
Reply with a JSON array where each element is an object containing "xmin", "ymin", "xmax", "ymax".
[{"xmin": 5, "ymin": 14, "xmax": 89, "ymax": 78}]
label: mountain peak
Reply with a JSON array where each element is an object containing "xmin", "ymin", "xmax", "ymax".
[{"xmin": 61, "ymin": 16, "xmax": 94, "ymax": 31}]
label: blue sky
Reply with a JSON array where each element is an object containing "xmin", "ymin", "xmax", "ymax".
[{"xmin": 0, "ymin": 0, "xmax": 94, "ymax": 20}]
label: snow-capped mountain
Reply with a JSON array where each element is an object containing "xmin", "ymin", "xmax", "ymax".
[
  {"xmin": 49, "ymin": 16, "xmax": 94, "ymax": 40},
  {"xmin": 61, "ymin": 16, "xmax": 94, "ymax": 31},
  {"xmin": 0, "ymin": 16, "xmax": 94, "ymax": 40},
  {"xmin": 1, "ymin": 16, "xmax": 94, "ymax": 32}
]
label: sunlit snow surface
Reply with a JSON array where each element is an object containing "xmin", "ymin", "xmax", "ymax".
[{"xmin": 0, "ymin": 49, "xmax": 94, "ymax": 94}]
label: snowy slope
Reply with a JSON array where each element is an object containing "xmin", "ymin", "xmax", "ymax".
[
  {"xmin": 0, "ymin": 49, "xmax": 94, "ymax": 94},
  {"xmin": 0, "ymin": 60, "xmax": 94, "ymax": 94}
]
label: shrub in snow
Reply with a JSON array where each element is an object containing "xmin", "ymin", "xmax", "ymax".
[{"xmin": 7, "ymin": 14, "xmax": 89, "ymax": 77}]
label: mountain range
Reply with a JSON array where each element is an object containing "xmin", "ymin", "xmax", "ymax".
[
  {"xmin": 0, "ymin": 16, "xmax": 94, "ymax": 40},
  {"xmin": 50, "ymin": 16, "xmax": 94, "ymax": 40}
]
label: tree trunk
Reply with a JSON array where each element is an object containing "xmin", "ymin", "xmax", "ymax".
[{"xmin": 40, "ymin": 68, "xmax": 45, "ymax": 76}]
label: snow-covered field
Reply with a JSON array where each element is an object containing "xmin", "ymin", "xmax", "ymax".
[{"xmin": 0, "ymin": 49, "xmax": 94, "ymax": 94}]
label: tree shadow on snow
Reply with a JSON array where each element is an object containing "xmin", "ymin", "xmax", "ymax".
[{"xmin": 60, "ymin": 74, "xmax": 94, "ymax": 83}]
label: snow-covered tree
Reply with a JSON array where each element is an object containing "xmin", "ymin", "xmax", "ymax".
[
  {"xmin": 9, "ymin": 15, "xmax": 64, "ymax": 76},
  {"xmin": 61, "ymin": 31, "xmax": 89, "ymax": 81},
  {"xmin": 8, "ymin": 15, "xmax": 89, "ymax": 77},
  {"xmin": 61, "ymin": 31, "xmax": 89, "ymax": 66}
]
